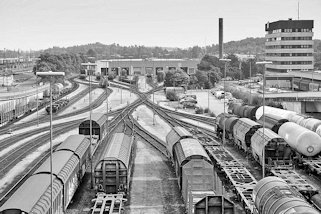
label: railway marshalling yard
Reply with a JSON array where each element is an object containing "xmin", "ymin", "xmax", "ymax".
[{"xmin": 0, "ymin": 76, "xmax": 321, "ymax": 214}]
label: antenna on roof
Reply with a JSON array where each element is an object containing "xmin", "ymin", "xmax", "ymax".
[{"xmin": 298, "ymin": 0, "xmax": 300, "ymax": 20}]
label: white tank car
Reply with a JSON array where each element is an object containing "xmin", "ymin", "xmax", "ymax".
[
  {"xmin": 255, "ymin": 106, "xmax": 296, "ymax": 121},
  {"xmin": 278, "ymin": 122, "xmax": 321, "ymax": 157},
  {"xmin": 288, "ymin": 114, "xmax": 307, "ymax": 124},
  {"xmin": 301, "ymin": 118, "xmax": 321, "ymax": 132}
]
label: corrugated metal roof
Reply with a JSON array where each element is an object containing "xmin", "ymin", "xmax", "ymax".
[
  {"xmin": 56, "ymin": 135, "xmax": 90, "ymax": 160},
  {"xmin": 0, "ymin": 174, "xmax": 62, "ymax": 213},
  {"xmin": 174, "ymin": 139, "xmax": 210, "ymax": 166},
  {"xmin": 34, "ymin": 151, "xmax": 79, "ymax": 183},
  {"xmin": 173, "ymin": 126, "xmax": 193, "ymax": 137},
  {"xmin": 233, "ymin": 118, "xmax": 262, "ymax": 145},
  {"xmin": 166, "ymin": 127, "xmax": 193, "ymax": 157},
  {"xmin": 81, "ymin": 113, "xmax": 107, "ymax": 127},
  {"xmin": 102, "ymin": 133, "xmax": 132, "ymax": 169}
]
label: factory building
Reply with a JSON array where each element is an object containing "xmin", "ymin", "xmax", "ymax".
[{"xmin": 95, "ymin": 58, "xmax": 200, "ymax": 76}]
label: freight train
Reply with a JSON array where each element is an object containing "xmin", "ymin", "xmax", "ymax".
[
  {"xmin": 166, "ymin": 127, "xmax": 235, "ymax": 214},
  {"xmin": 0, "ymin": 113, "xmax": 110, "ymax": 213},
  {"xmin": 293, "ymin": 77, "xmax": 321, "ymax": 92},
  {"xmin": 0, "ymin": 83, "xmax": 71, "ymax": 126},
  {"xmin": 229, "ymin": 104, "xmax": 321, "ymax": 137},
  {"xmin": 0, "ymin": 135, "xmax": 91, "ymax": 214},
  {"xmin": 94, "ymin": 133, "xmax": 134, "ymax": 196}
]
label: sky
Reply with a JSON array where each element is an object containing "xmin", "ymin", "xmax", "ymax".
[{"xmin": 1, "ymin": 0, "xmax": 320, "ymax": 51}]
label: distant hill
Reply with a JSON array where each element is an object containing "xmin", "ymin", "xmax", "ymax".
[
  {"xmin": 1, "ymin": 37, "xmax": 320, "ymax": 60},
  {"xmin": 40, "ymin": 38, "xmax": 267, "ymax": 60}
]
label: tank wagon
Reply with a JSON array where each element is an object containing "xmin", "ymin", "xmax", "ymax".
[
  {"xmin": 0, "ymin": 135, "xmax": 90, "ymax": 214},
  {"xmin": 215, "ymin": 113, "xmax": 238, "ymax": 140},
  {"xmin": 94, "ymin": 133, "xmax": 133, "ymax": 196},
  {"xmin": 257, "ymin": 114, "xmax": 288, "ymax": 133},
  {"xmin": 232, "ymin": 105, "xmax": 258, "ymax": 121},
  {"xmin": 166, "ymin": 126, "xmax": 235, "ymax": 214},
  {"xmin": 255, "ymin": 106, "xmax": 297, "ymax": 121},
  {"xmin": 252, "ymin": 176, "xmax": 319, "ymax": 214},
  {"xmin": 278, "ymin": 122, "xmax": 321, "ymax": 157}
]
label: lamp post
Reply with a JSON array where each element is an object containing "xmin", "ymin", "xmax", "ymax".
[
  {"xmin": 219, "ymin": 58, "xmax": 231, "ymax": 147},
  {"xmin": 256, "ymin": 61, "xmax": 272, "ymax": 178},
  {"xmin": 35, "ymin": 58, "xmax": 41, "ymax": 126},
  {"xmin": 129, "ymin": 56, "xmax": 133, "ymax": 97},
  {"xmin": 208, "ymin": 73, "xmax": 210, "ymax": 110},
  {"xmin": 36, "ymin": 71, "xmax": 65, "ymax": 213},
  {"xmin": 81, "ymin": 62, "xmax": 96, "ymax": 187}
]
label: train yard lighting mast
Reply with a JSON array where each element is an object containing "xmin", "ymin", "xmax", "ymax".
[
  {"xmin": 35, "ymin": 58, "xmax": 41, "ymax": 126},
  {"xmin": 219, "ymin": 58, "xmax": 231, "ymax": 147},
  {"xmin": 36, "ymin": 71, "xmax": 65, "ymax": 214},
  {"xmin": 256, "ymin": 61, "xmax": 272, "ymax": 178},
  {"xmin": 81, "ymin": 62, "xmax": 96, "ymax": 188},
  {"xmin": 129, "ymin": 56, "xmax": 133, "ymax": 97}
]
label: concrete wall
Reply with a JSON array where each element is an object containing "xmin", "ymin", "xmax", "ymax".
[
  {"xmin": 282, "ymin": 101, "xmax": 321, "ymax": 113},
  {"xmin": 282, "ymin": 101, "xmax": 304, "ymax": 113}
]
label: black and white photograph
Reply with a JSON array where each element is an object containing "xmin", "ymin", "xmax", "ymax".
[{"xmin": 0, "ymin": 0, "xmax": 321, "ymax": 213}]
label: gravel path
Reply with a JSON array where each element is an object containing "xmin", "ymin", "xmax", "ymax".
[{"xmin": 124, "ymin": 137, "xmax": 185, "ymax": 214}]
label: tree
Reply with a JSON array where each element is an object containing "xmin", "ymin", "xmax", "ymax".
[
  {"xmin": 195, "ymin": 70, "xmax": 209, "ymax": 88},
  {"xmin": 86, "ymin": 49, "xmax": 97, "ymax": 58},
  {"xmin": 164, "ymin": 69, "xmax": 190, "ymax": 87}
]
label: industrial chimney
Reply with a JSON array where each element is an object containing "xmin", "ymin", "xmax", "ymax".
[{"xmin": 219, "ymin": 18, "xmax": 223, "ymax": 59}]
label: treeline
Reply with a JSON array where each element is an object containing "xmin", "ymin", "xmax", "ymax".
[
  {"xmin": 42, "ymin": 38, "xmax": 267, "ymax": 59},
  {"xmin": 33, "ymin": 53, "xmax": 88, "ymax": 81}
]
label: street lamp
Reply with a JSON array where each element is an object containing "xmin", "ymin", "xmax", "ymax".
[
  {"xmin": 34, "ymin": 58, "xmax": 41, "ymax": 126},
  {"xmin": 208, "ymin": 73, "xmax": 210, "ymax": 110},
  {"xmin": 36, "ymin": 71, "xmax": 65, "ymax": 213},
  {"xmin": 129, "ymin": 56, "xmax": 133, "ymax": 97},
  {"xmin": 81, "ymin": 62, "xmax": 96, "ymax": 187},
  {"xmin": 256, "ymin": 61, "xmax": 272, "ymax": 178},
  {"xmin": 219, "ymin": 58, "xmax": 231, "ymax": 147}
]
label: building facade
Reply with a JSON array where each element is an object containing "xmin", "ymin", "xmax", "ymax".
[
  {"xmin": 95, "ymin": 58, "xmax": 200, "ymax": 76},
  {"xmin": 265, "ymin": 19, "xmax": 314, "ymax": 73}
]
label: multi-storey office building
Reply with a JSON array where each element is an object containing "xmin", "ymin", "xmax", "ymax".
[{"xmin": 265, "ymin": 19, "xmax": 314, "ymax": 73}]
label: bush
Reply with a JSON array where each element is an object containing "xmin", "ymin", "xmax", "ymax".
[
  {"xmin": 166, "ymin": 91, "xmax": 179, "ymax": 101},
  {"xmin": 204, "ymin": 107, "xmax": 210, "ymax": 113},
  {"xmin": 209, "ymin": 111, "xmax": 216, "ymax": 117},
  {"xmin": 195, "ymin": 107, "xmax": 204, "ymax": 114},
  {"xmin": 182, "ymin": 102, "xmax": 197, "ymax": 109}
]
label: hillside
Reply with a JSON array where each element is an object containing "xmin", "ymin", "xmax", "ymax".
[{"xmin": 1, "ymin": 38, "xmax": 320, "ymax": 61}]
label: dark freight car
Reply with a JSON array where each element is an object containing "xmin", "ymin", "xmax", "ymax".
[
  {"xmin": 257, "ymin": 114, "xmax": 288, "ymax": 133},
  {"xmin": 94, "ymin": 133, "xmax": 133, "ymax": 195}
]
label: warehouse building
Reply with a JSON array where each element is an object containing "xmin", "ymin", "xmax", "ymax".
[{"xmin": 95, "ymin": 58, "xmax": 200, "ymax": 76}]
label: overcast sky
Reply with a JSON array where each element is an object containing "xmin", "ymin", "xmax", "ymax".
[{"xmin": 1, "ymin": 0, "xmax": 320, "ymax": 51}]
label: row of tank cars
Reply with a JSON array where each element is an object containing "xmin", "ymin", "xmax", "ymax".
[
  {"xmin": 0, "ymin": 82, "xmax": 71, "ymax": 125},
  {"xmin": 215, "ymin": 104, "xmax": 321, "ymax": 212}
]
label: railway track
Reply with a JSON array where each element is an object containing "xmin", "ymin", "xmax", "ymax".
[{"xmin": 0, "ymin": 120, "xmax": 81, "ymax": 203}]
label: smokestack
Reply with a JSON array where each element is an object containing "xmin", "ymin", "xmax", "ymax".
[{"xmin": 219, "ymin": 18, "xmax": 223, "ymax": 59}]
